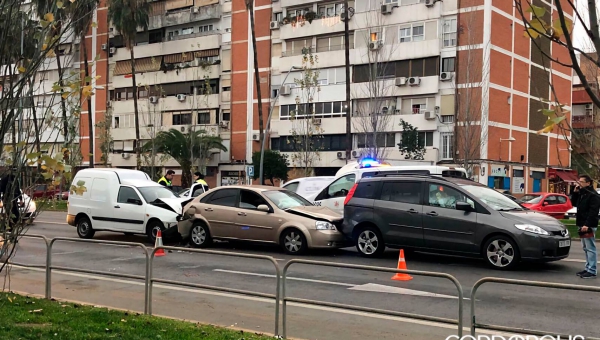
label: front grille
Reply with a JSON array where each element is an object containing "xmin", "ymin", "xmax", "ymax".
[{"xmin": 551, "ymin": 230, "xmax": 564, "ymax": 236}]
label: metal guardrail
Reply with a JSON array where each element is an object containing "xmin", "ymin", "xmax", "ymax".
[
  {"xmin": 147, "ymin": 246, "xmax": 282, "ymax": 336},
  {"xmin": 8, "ymin": 234, "xmax": 49, "ymax": 270},
  {"xmin": 471, "ymin": 277, "xmax": 600, "ymax": 340},
  {"xmin": 281, "ymin": 259, "xmax": 464, "ymax": 339}
]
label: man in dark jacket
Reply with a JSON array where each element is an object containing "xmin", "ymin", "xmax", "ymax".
[
  {"xmin": 0, "ymin": 170, "xmax": 22, "ymax": 228},
  {"xmin": 575, "ymin": 175, "xmax": 598, "ymax": 279}
]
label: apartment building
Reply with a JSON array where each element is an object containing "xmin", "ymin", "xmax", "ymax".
[
  {"xmin": 262, "ymin": 0, "xmax": 572, "ymax": 193},
  {"xmin": 105, "ymin": 0, "xmax": 233, "ymax": 187}
]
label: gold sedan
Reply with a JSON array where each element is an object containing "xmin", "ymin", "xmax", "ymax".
[{"xmin": 178, "ymin": 185, "xmax": 346, "ymax": 254}]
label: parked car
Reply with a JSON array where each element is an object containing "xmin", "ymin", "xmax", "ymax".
[
  {"xmin": 518, "ymin": 193, "xmax": 572, "ymax": 219},
  {"xmin": 54, "ymin": 191, "xmax": 69, "ymax": 200},
  {"xmin": 178, "ymin": 185, "xmax": 346, "ymax": 254},
  {"xmin": 67, "ymin": 169, "xmax": 186, "ymax": 242},
  {"xmin": 281, "ymin": 177, "xmax": 335, "ymax": 199},
  {"xmin": 179, "ymin": 182, "xmax": 209, "ymax": 199},
  {"xmin": 343, "ymin": 175, "xmax": 571, "ymax": 269},
  {"xmin": 26, "ymin": 184, "xmax": 62, "ymax": 199},
  {"xmin": 0, "ymin": 191, "xmax": 37, "ymax": 225},
  {"xmin": 565, "ymin": 188, "xmax": 600, "ymax": 219}
]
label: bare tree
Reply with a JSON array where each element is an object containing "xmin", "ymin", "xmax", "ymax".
[
  {"xmin": 351, "ymin": 8, "xmax": 398, "ymax": 162},
  {"xmin": 288, "ymin": 49, "xmax": 324, "ymax": 177}
]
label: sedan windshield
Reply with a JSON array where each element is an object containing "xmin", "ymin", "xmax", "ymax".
[
  {"xmin": 263, "ymin": 190, "xmax": 313, "ymax": 210},
  {"xmin": 461, "ymin": 185, "xmax": 524, "ymax": 211},
  {"xmin": 138, "ymin": 186, "xmax": 179, "ymax": 203},
  {"xmin": 519, "ymin": 194, "xmax": 542, "ymax": 204}
]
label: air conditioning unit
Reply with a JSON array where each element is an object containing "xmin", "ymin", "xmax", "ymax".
[
  {"xmin": 395, "ymin": 77, "xmax": 407, "ymax": 86},
  {"xmin": 280, "ymin": 85, "xmax": 291, "ymax": 96},
  {"xmin": 408, "ymin": 76, "xmax": 421, "ymax": 86},
  {"xmin": 101, "ymin": 43, "xmax": 108, "ymax": 51},
  {"xmin": 177, "ymin": 94, "xmax": 186, "ymax": 101},
  {"xmin": 109, "ymin": 47, "xmax": 116, "ymax": 54},
  {"xmin": 585, "ymin": 104, "xmax": 593, "ymax": 110},
  {"xmin": 369, "ymin": 40, "xmax": 383, "ymax": 51},
  {"xmin": 149, "ymin": 96, "xmax": 159, "ymax": 104},
  {"xmin": 313, "ymin": 118, "xmax": 322, "ymax": 125},
  {"xmin": 351, "ymin": 150, "xmax": 361, "ymax": 158},
  {"xmin": 219, "ymin": 121, "xmax": 229, "ymax": 129},
  {"xmin": 191, "ymin": 6, "xmax": 198, "ymax": 13},
  {"xmin": 440, "ymin": 72, "xmax": 454, "ymax": 81},
  {"xmin": 425, "ymin": 0, "xmax": 435, "ymax": 7},
  {"xmin": 121, "ymin": 153, "xmax": 130, "ymax": 159},
  {"xmin": 252, "ymin": 133, "xmax": 260, "ymax": 141},
  {"xmin": 381, "ymin": 4, "xmax": 393, "ymax": 14},
  {"xmin": 424, "ymin": 111, "xmax": 436, "ymax": 120},
  {"xmin": 270, "ymin": 21, "xmax": 280, "ymax": 30},
  {"xmin": 180, "ymin": 126, "xmax": 187, "ymax": 132},
  {"xmin": 337, "ymin": 151, "xmax": 345, "ymax": 159}
]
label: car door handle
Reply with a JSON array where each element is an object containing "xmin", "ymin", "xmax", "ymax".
[
  {"xmin": 204, "ymin": 208, "xmax": 213, "ymax": 212},
  {"xmin": 238, "ymin": 212, "xmax": 247, "ymax": 216},
  {"xmin": 406, "ymin": 209, "xmax": 418, "ymax": 214},
  {"xmin": 114, "ymin": 205, "xmax": 120, "ymax": 209},
  {"xmin": 426, "ymin": 211, "xmax": 438, "ymax": 216}
]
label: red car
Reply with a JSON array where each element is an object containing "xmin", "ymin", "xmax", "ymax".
[{"xmin": 519, "ymin": 193, "xmax": 572, "ymax": 219}]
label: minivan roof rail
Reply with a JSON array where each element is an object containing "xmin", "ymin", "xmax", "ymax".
[{"xmin": 370, "ymin": 173, "xmax": 476, "ymax": 182}]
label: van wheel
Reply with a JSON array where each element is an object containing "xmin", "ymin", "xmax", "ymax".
[
  {"xmin": 146, "ymin": 220, "xmax": 164, "ymax": 244},
  {"xmin": 280, "ymin": 228, "xmax": 307, "ymax": 255},
  {"xmin": 356, "ymin": 226, "xmax": 385, "ymax": 257},
  {"xmin": 483, "ymin": 236, "xmax": 520, "ymax": 270},
  {"xmin": 190, "ymin": 223, "xmax": 212, "ymax": 248},
  {"xmin": 76, "ymin": 217, "xmax": 95, "ymax": 239}
]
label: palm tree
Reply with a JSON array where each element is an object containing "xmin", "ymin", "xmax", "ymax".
[
  {"xmin": 108, "ymin": 0, "xmax": 150, "ymax": 170},
  {"xmin": 148, "ymin": 129, "xmax": 227, "ymax": 187},
  {"xmin": 245, "ymin": 0, "xmax": 265, "ymax": 148}
]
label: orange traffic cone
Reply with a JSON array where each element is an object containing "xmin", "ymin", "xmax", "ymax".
[
  {"xmin": 154, "ymin": 229, "xmax": 166, "ymax": 257},
  {"xmin": 391, "ymin": 249, "xmax": 412, "ymax": 281}
]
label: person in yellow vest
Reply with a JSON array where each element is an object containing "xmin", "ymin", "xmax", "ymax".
[
  {"xmin": 158, "ymin": 170, "xmax": 175, "ymax": 189},
  {"xmin": 194, "ymin": 172, "xmax": 209, "ymax": 191}
]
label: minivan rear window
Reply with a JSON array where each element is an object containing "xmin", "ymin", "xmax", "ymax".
[{"xmin": 354, "ymin": 181, "xmax": 381, "ymax": 199}]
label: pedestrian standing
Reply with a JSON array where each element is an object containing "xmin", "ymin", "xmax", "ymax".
[
  {"xmin": 157, "ymin": 170, "xmax": 175, "ymax": 190},
  {"xmin": 575, "ymin": 175, "xmax": 598, "ymax": 279},
  {"xmin": 0, "ymin": 169, "xmax": 22, "ymax": 229}
]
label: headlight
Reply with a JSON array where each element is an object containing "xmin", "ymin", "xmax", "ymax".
[
  {"xmin": 515, "ymin": 224, "xmax": 549, "ymax": 235},
  {"xmin": 315, "ymin": 221, "xmax": 336, "ymax": 230}
]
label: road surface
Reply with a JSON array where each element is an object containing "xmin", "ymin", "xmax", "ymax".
[{"xmin": 3, "ymin": 212, "xmax": 599, "ymax": 339}]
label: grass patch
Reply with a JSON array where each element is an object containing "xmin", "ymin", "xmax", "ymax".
[
  {"xmin": 560, "ymin": 220, "xmax": 599, "ymax": 240},
  {"xmin": 0, "ymin": 292, "xmax": 272, "ymax": 340},
  {"xmin": 36, "ymin": 200, "xmax": 67, "ymax": 212}
]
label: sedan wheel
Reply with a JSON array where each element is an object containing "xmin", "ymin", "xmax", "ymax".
[
  {"xmin": 484, "ymin": 236, "xmax": 519, "ymax": 270},
  {"xmin": 356, "ymin": 227, "xmax": 384, "ymax": 257},
  {"xmin": 281, "ymin": 229, "xmax": 307, "ymax": 255},
  {"xmin": 190, "ymin": 224, "xmax": 212, "ymax": 248}
]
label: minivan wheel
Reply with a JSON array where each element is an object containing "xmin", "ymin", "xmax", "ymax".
[
  {"xmin": 483, "ymin": 236, "xmax": 520, "ymax": 270},
  {"xmin": 356, "ymin": 226, "xmax": 385, "ymax": 257},
  {"xmin": 190, "ymin": 223, "xmax": 212, "ymax": 248},
  {"xmin": 281, "ymin": 229, "xmax": 307, "ymax": 255},
  {"xmin": 76, "ymin": 217, "xmax": 95, "ymax": 239},
  {"xmin": 146, "ymin": 220, "xmax": 164, "ymax": 244}
]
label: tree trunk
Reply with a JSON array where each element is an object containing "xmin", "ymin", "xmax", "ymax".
[
  {"xmin": 248, "ymin": 2, "xmax": 265, "ymax": 148},
  {"xmin": 130, "ymin": 47, "xmax": 141, "ymax": 170},
  {"xmin": 54, "ymin": 45, "xmax": 69, "ymax": 163},
  {"xmin": 181, "ymin": 165, "xmax": 192, "ymax": 188},
  {"xmin": 83, "ymin": 34, "xmax": 94, "ymax": 168}
]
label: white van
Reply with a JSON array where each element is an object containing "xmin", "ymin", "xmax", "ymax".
[
  {"xmin": 281, "ymin": 177, "xmax": 335, "ymax": 198},
  {"xmin": 67, "ymin": 169, "xmax": 186, "ymax": 242},
  {"xmin": 179, "ymin": 182, "xmax": 209, "ymax": 199},
  {"xmin": 307, "ymin": 161, "xmax": 468, "ymax": 216}
]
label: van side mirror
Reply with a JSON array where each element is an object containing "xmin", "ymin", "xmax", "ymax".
[
  {"xmin": 127, "ymin": 198, "xmax": 142, "ymax": 205},
  {"xmin": 257, "ymin": 204, "xmax": 270, "ymax": 213},
  {"xmin": 456, "ymin": 201, "xmax": 472, "ymax": 212}
]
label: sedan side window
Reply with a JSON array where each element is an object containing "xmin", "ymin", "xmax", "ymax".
[
  {"xmin": 117, "ymin": 186, "xmax": 141, "ymax": 204},
  {"xmin": 207, "ymin": 189, "xmax": 238, "ymax": 207},
  {"xmin": 557, "ymin": 196, "xmax": 567, "ymax": 204},
  {"xmin": 326, "ymin": 174, "xmax": 356, "ymax": 199},
  {"xmin": 427, "ymin": 184, "xmax": 474, "ymax": 210},
  {"xmin": 239, "ymin": 190, "xmax": 269, "ymax": 210},
  {"xmin": 544, "ymin": 195, "xmax": 558, "ymax": 205}
]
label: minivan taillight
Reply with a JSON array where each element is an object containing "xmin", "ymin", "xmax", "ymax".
[{"xmin": 344, "ymin": 184, "xmax": 358, "ymax": 205}]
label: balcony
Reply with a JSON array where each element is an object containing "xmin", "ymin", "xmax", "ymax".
[
  {"xmin": 351, "ymin": 76, "xmax": 440, "ymax": 99},
  {"xmin": 148, "ymin": 3, "xmax": 221, "ymax": 30},
  {"xmin": 112, "ymin": 64, "xmax": 220, "ymax": 88},
  {"xmin": 279, "ymin": 16, "xmax": 345, "ymax": 40},
  {"xmin": 111, "ymin": 35, "xmax": 221, "ymax": 62}
]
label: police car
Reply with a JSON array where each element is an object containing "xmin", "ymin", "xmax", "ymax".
[{"xmin": 306, "ymin": 159, "xmax": 468, "ymax": 216}]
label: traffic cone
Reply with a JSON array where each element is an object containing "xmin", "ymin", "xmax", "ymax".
[
  {"xmin": 391, "ymin": 249, "xmax": 412, "ymax": 281},
  {"xmin": 154, "ymin": 229, "xmax": 166, "ymax": 257}
]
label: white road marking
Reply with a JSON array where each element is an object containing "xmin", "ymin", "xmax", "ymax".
[
  {"xmin": 8, "ymin": 265, "xmax": 514, "ymax": 337},
  {"xmin": 35, "ymin": 221, "xmax": 68, "ymax": 225},
  {"xmin": 213, "ymin": 269, "xmax": 354, "ymax": 287},
  {"xmin": 349, "ymin": 283, "xmax": 458, "ymax": 299},
  {"xmin": 54, "ymin": 251, "xmax": 82, "ymax": 256},
  {"xmin": 562, "ymin": 258, "xmax": 586, "ymax": 263}
]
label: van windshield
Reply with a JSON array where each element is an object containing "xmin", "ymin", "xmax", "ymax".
[{"xmin": 138, "ymin": 186, "xmax": 179, "ymax": 203}]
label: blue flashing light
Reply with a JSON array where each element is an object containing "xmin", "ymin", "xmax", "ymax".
[{"xmin": 360, "ymin": 159, "xmax": 380, "ymax": 168}]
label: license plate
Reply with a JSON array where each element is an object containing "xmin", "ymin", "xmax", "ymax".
[{"xmin": 559, "ymin": 240, "xmax": 571, "ymax": 248}]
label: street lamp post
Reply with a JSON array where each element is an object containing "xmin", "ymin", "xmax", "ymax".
[{"xmin": 259, "ymin": 65, "xmax": 302, "ymax": 185}]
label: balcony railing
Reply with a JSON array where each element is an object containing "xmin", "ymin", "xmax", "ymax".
[{"xmin": 281, "ymin": 43, "xmax": 354, "ymax": 57}]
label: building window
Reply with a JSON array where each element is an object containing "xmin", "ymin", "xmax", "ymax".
[
  {"xmin": 221, "ymin": 111, "xmax": 231, "ymax": 121},
  {"xmin": 317, "ymin": 2, "xmax": 345, "ymax": 17},
  {"xmin": 370, "ymin": 30, "xmax": 380, "ymax": 42},
  {"xmin": 412, "ymin": 104, "xmax": 426, "ymax": 114},
  {"xmin": 443, "ymin": 19, "xmax": 457, "ymax": 47},
  {"xmin": 198, "ymin": 111, "xmax": 210, "ymax": 124},
  {"xmin": 441, "ymin": 115, "xmax": 454, "ymax": 123},
  {"xmin": 399, "ymin": 23, "xmax": 424, "ymax": 43},
  {"xmin": 114, "ymin": 117, "xmax": 120, "ymax": 128},
  {"xmin": 287, "ymin": 7, "xmax": 308, "ymax": 18},
  {"xmin": 286, "ymin": 38, "xmax": 312, "ymax": 56},
  {"xmin": 199, "ymin": 24, "xmax": 214, "ymax": 33},
  {"xmin": 273, "ymin": 12, "xmax": 282, "ymax": 22},
  {"xmin": 138, "ymin": 88, "xmax": 148, "ymax": 99},
  {"xmin": 316, "ymin": 34, "xmax": 354, "ymax": 53},
  {"xmin": 442, "ymin": 57, "xmax": 455, "ymax": 72},
  {"xmin": 417, "ymin": 131, "xmax": 433, "ymax": 147},
  {"xmin": 172, "ymin": 113, "xmax": 192, "ymax": 125},
  {"xmin": 441, "ymin": 132, "xmax": 453, "ymax": 159},
  {"xmin": 181, "ymin": 27, "xmax": 194, "ymax": 35},
  {"xmin": 356, "ymin": 133, "xmax": 395, "ymax": 148}
]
